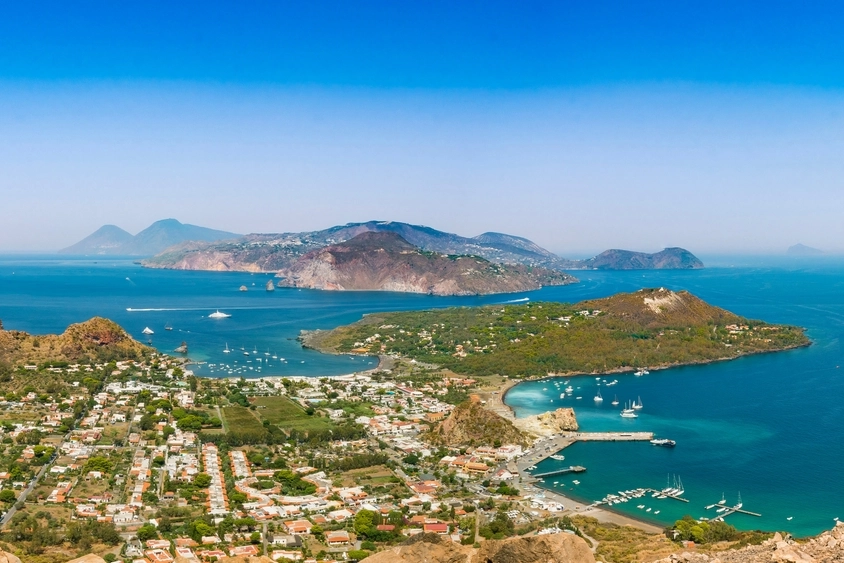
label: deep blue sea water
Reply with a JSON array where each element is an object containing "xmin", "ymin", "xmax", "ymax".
[{"xmin": 1, "ymin": 255, "xmax": 842, "ymax": 535}]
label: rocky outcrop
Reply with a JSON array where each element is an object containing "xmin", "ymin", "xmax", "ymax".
[
  {"xmin": 0, "ymin": 317, "xmax": 152, "ymax": 366},
  {"xmin": 276, "ymin": 232, "xmax": 575, "ymax": 296},
  {"xmin": 514, "ymin": 408, "xmax": 579, "ymax": 437},
  {"xmin": 427, "ymin": 399, "xmax": 531, "ymax": 447},
  {"xmin": 0, "ymin": 551, "xmax": 22, "ymax": 563},
  {"xmin": 654, "ymin": 524, "xmax": 844, "ymax": 563},
  {"xmin": 361, "ymin": 531, "xmax": 595, "ymax": 563},
  {"xmin": 66, "ymin": 555, "xmax": 108, "ymax": 563}
]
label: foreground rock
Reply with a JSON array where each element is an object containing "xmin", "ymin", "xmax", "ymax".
[
  {"xmin": 0, "ymin": 551, "xmax": 22, "ymax": 563},
  {"xmin": 514, "ymin": 407, "xmax": 579, "ymax": 437},
  {"xmin": 654, "ymin": 524, "xmax": 844, "ymax": 563},
  {"xmin": 361, "ymin": 531, "xmax": 595, "ymax": 563}
]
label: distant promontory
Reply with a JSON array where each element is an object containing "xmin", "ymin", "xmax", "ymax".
[
  {"xmin": 275, "ymin": 231, "xmax": 576, "ymax": 296},
  {"xmin": 140, "ymin": 220, "xmax": 704, "ymax": 275}
]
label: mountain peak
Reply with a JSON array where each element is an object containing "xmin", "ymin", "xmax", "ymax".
[{"xmin": 60, "ymin": 219, "xmax": 239, "ymax": 256}]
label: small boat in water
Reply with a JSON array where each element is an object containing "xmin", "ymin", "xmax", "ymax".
[
  {"xmin": 142, "ymin": 327, "xmax": 154, "ymax": 335},
  {"xmin": 209, "ymin": 310, "xmax": 231, "ymax": 319},
  {"xmin": 633, "ymin": 396, "xmax": 643, "ymax": 410},
  {"xmin": 594, "ymin": 389, "xmax": 603, "ymax": 402},
  {"xmin": 164, "ymin": 324, "xmax": 173, "ymax": 331},
  {"xmin": 223, "ymin": 343, "xmax": 231, "ymax": 353},
  {"xmin": 650, "ymin": 438, "xmax": 676, "ymax": 447},
  {"xmin": 611, "ymin": 395, "xmax": 619, "ymax": 406},
  {"xmin": 239, "ymin": 285, "xmax": 248, "ymax": 292}
]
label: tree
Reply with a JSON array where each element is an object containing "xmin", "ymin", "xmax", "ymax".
[
  {"xmin": 136, "ymin": 524, "xmax": 158, "ymax": 541},
  {"xmin": 103, "ymin": 554, "xmax": 117, "ymax": 563},
  {"xmin": 0, "ymin": 490, "xmax": 16, "ymax": 503},
  {"xmin": 194, "ymin": 473, "xmax": 212, "ymax": 487}
]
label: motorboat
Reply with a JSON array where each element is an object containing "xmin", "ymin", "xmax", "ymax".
[
  {"xmin": 142, "ymin": 327, "xmax": 154, "ymax": 335},
  {"xmin": 209, "ymin": 310, "xmax": 231, "ymax": 319}
]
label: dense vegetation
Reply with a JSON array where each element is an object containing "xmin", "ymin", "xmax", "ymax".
[{"xmin": 310, "ymin": 289, "xmax": 809, "ymax": 377}]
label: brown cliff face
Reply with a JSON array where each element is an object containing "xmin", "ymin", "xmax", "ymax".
[
  {"xmin": 276, "ymin": 232, "xmax": 575, "ymax": 296},
  {"xmin": 360, "ymin": 531, "xmax": 595, "ymax": 563}
]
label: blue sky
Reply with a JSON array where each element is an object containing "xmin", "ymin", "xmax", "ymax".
[{"xmin": 2, "ymin": 1, "xmax": 844, "ymax": 253}]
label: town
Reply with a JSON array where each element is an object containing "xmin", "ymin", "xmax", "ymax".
[{"xmin": 0, "ymin": 354, "xmax": 584, "ymax": 563}]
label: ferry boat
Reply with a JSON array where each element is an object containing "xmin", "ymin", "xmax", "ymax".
[
  {"xmin": 650, "ymin": 438, "xmax": 676, "ymax": 447},
  {"xmin": 209, "ymin": 310, "xmax": 231, "ymax": 319},
  {"xmin": 620, "ymin": 401, "xmax": 638, "ymax": 418}
]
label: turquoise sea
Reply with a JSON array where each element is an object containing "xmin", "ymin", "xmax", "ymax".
[{"xmin": 1, "ymin": 255, "xmax": 842, "ymax": 536}]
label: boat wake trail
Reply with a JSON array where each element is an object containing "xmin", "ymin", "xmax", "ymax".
[{"xmin": 501, "ymin": 297, "xmax": 530, "ymax": 304}]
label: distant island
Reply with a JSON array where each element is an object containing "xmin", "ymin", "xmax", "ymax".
[
  {"xmin": 304, "ymin": 288, "xmax": 809, "ymax": 377},
  {"xmin": 60, "ymin": 218, "xmax": 239, "ymax": 256},
  {"xmin": 275, "ymin": 231, "xmax": 576, "ymax": 296},
  {"xmin": 787, "ymin": 243, "xmax": 824, "ymax": 256},
  {"xmin": 140, "ymin": 219, "xmax": 704, "ymax": 274}
]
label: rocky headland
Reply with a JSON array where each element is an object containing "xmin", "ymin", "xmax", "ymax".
[
  {"xmin": 275, "ymin": 231, "xmax": 575, "ymax": 296},
  {"xmin": 140, "ymin": 219, "xmax": 703, "ymax": 273}
]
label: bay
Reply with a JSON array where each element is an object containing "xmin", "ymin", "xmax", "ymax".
[{"xmin": 1, "ymin": 254, "xmax": 842, "ymax": 536}]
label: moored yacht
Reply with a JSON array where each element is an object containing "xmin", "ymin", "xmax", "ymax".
[
  {"xmin": 594, "ymin": 389, "xmax": 603, "ymax": 402},
  {"xmin": 633, "ymin": 396, "xmax": 643, "ymax": 410},
  {"xmin": 209, "ymin": 310, "xmax": 231, "ymax": 319},
  {"xmin": 223, "ymin": 343, "xmax": 231, "ymax": 353},
  {"xmin": 620, "ymin": 401, "xmax": 638, "ymax": 418},
  {"xmin": 142, "ymin": 327, "xmax": 154, "ymax": 335}
]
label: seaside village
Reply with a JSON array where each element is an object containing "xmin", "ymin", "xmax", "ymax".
[{"xmin": 0, "ymin": 354, "xmax": 579, "ymax": 563}]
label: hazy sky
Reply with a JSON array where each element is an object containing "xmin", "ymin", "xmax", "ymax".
[{"xmin": 2, "ymin": 1, "xmax": 843, "ymax": 255}]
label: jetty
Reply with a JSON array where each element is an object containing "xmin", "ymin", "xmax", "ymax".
[
  {"xmin": 516, "ymin": 431, "xmax": 655, "ymax": 473},
  {"xmin": 704, "ymin": 496, "xmax": 761, "ymax": 519},
  {"xmin": 533, "ymin": 466, "xmax": 586, "ymax": 478}
]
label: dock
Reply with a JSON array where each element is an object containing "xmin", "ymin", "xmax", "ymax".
[
  {"xmin": 533, "ymin": 466, "xmax": 587, "ymax": 478},
  {"xmin": 573, "ymin": 432, "xmax": 654, "ymax": 442},
  {"xmin": 516, "ymin": 431, "xmax": 655, "ymax": 471},
  {"xmin": 705, "ymin": 498, "xmax": 761, "ymax": 519}
]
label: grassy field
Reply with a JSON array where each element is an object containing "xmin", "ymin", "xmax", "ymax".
[
  {"xmin": 252, "ymin": 396, "xmax": 334, "ymax": 433},
  {"xmin": 221, "ymin": 406, "xmax": 265, "ymax": 434},
  {"xmin": 338, "ymin": 465, "xmax": 396, "ymax": 487}
]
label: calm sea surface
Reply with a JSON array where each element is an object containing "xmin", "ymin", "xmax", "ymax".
[{"xmin": 1, "ymin": 255, "xmax": 842, "ymax": 535}]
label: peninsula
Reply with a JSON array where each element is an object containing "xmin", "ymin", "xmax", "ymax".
[
  {"xmin": 303, "ymin": 287, "xmax": 809, "ymax": 377},
  {"xmin": 276, "ymin": 231, "xmax": 576, "ymax": 295}
]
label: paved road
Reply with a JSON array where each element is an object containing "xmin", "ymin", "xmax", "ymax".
[{"xmin": 0, "ymin": 457, "xmax": 51, "ymax": 527}]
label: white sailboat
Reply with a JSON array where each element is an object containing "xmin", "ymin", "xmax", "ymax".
[
  {"xmin": 633, "ymin": 396, "xmax": 643, "ymax": 410},
  {"xmin": 611, "ymin": 395, "xmax": 619, "ymax": 406},
  {"xmin": 223, "ymin": 343, "xmax": 231, "ymax": 353},
  {"xmin": 594, "ymin": 389, "xmax": 603, "ymax": 402},
  {"xmin": 620, "ymin": 401, "xmax": 638, "ymax": 418}
]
